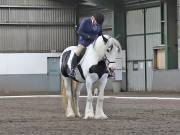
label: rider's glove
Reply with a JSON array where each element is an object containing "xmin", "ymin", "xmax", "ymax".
[
  {"xmin": 86, "ymin": 35, "xmax": 93, "ymax": 40},
  {"xmin": 86, "ymin": 35, "xmax": 97, "ymax": 41}
]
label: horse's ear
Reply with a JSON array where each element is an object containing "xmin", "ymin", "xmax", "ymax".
[
  {"xmin": 115, "ymin": 34, "xmax": 120, "ymax": 40},
  {"xmin": 102, "ymin": 35, "xmax": 108, "ymax": 43}
]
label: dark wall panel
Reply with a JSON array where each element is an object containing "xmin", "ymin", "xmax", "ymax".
[{"xmin": 0, "ymin": 0, "xmax": 76, "ymax": 52}]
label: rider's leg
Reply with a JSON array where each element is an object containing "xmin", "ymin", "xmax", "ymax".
[
  {"xmin": 74, "ymin": 44, "xmax": 85, "ymax": 56},
  {"xmin": 69, "ymin": 45, "xmax": 85, "ymax": 76}
]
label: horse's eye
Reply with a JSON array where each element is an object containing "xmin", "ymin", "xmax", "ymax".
[
  {"xmin": 109, "ymin": 45, "xmax": 113, "ymax": 51},
  {"xmin": 107, "ymin": 49, "xmax": 110, "ymax": 52}
]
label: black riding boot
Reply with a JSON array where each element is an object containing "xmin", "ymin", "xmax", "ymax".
[{"xmin": 69, "ymin": 53, "xmax": 78, "ymax": 77}]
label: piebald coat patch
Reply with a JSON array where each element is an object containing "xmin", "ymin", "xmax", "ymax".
[{"xmin": 89, "ymin": 60, "xmax": 108, "ymax": 78}]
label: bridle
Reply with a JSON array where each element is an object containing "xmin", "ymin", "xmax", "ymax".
[
  {"xmin": 102, "ymin": 35, "xmax": 120, "ymax": 77},
  {"xmin": 103, "ymin": 55, "xmax": 116, "ymax": 77},
  {"xmin": 104, "ymin": 55, "xmax": 115, "ymax": 65}
]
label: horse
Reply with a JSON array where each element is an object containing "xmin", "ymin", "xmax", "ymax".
[{"xmin": 59, "ymin": 35, "xmax": 122, "ymax": 119}]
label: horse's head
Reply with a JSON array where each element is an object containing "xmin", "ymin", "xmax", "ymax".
[
  {"xmin": 93, "ymin": 35, "xmax": 121, "ymax": 75},
  {"xmin": 101, "ymin": 35, "xmax": 122, "ymax": 75}
]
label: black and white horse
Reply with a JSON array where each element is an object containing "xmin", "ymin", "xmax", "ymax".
[{"xmin": 60, "ymin": 35, "xmax": 121, "ymax": 119}]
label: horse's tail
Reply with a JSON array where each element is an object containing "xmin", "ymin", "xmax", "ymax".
[
  {"xmin": 71, "ymin": 80, "xmax": 78, "ymax": 116},
  {"xmin": 61, "ymin": 78, "xmax": 68, "ymax": 114},
  {"xmin": 61, "ymin": 78, "xmax": 78, "ymax": 116}
]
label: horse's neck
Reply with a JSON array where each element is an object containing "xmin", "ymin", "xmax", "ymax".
[
  {"xmin": 93, "ymin": 41, "xmax": 106, "ymax": 60},
  {"xmin": 80, "ymin": 43, "xmax": 106, "ymax": 76},
  {"xmin": 81, "ymin": 46, "xmax": 99, "ymax": 66},
  {"xmin": 81, "ymin": 37, "xmax": 106, "ymax": 63}
]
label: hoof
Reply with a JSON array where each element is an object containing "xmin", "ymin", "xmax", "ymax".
[
  {"xmin": 94, "ymin": 114, "xmax": 108, "ymax": 119},
  {"xmin": 83, "ymin": 113, "xmax": 94, "ymax": 119},
  {"xmin": 83, "ymin": 115, "xmax": 94, "ymax": 119},
  {"xmin": 76, "ymin": 112, "xmax": 82, "ymax": 118},
  {"xmin": 66, "ymin": 112, "xmax": 75, "ymax": 118}
]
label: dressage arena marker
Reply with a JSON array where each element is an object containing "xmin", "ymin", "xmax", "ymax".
[{"xmin": 0, "ymin": 95, "xmax": 180, "ymax": 100}]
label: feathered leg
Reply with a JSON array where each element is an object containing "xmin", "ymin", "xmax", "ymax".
[{"xmin": 95, "ymin": 74, "xmax": 108, "ymax": 119}]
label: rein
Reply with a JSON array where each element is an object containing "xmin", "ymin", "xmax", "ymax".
[{"xmin": 104, "ymin": 55, "xmax": 115, "ymax": 65}]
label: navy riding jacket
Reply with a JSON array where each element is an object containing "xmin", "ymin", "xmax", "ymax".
[{"xmin": 77, "ymin": 17, "xmax": 102, "ymax": 47}]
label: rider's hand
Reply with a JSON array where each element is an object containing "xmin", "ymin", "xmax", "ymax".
[
  {"xmin": 87, "ymin": 35, "xmax": 93, "ymax": 40},
  {"xmin": 87, "ymin": 35, "xmax": 97, "ymax": 41}
]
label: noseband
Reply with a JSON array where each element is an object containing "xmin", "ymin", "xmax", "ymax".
[
  {"xmin": 103, "ymin": 55, "xmax": 115, "ymax": 77},
  {"xmin": 104, "ymin": 55, "xmax": 115, "ymax": 65}
]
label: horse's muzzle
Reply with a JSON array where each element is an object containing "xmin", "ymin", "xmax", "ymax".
[
  {"xmin": 108, "ymin": 63, "xmax": 116, "ymax": 71},
  {"xmin": 108, "ymin": 63, "xmax": 116, "ymax": 77}
]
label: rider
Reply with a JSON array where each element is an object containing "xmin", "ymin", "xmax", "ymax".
[{"xmin": 68, "ymin": 12, "xmax": 104, "ymax": 77}]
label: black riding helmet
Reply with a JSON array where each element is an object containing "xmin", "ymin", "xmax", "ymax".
[{"xmin": 94, "ymin": 13, "xmax": 104, "ymax": 25}]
